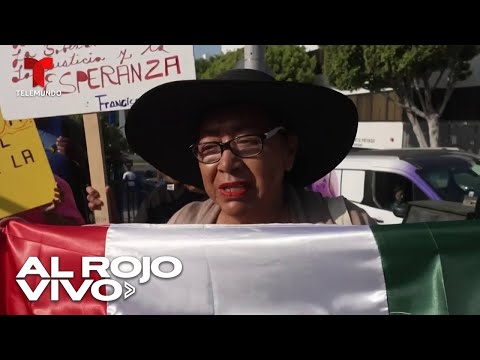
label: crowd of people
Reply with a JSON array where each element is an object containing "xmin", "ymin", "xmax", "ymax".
[{"xmin": 2, "ymin": 68, "xmax": 376, "ymax": 227}]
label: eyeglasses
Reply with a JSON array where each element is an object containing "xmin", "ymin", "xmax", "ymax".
[{"xmin": 190, "ymin": 126, "xmax": 286, "ymax": 164}]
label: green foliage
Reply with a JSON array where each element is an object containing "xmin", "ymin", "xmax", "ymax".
[
  {"xmin": 98, "ymin": 112, "xmax": 130, "ymax": 166},
  {"xmin": 322, "ymin": 45, "xmax": 480, "ymax": 92},
  {"xmin": 197, "ymin": 50, "xmax": 243, "ymax": 79},
  {"xmin": 196, "ymin": 46, "xmax": 317, "ymax": 83},
  {"xmin": 322, "ymin": 45, "xmax": 367, "ymax": 90},
  {"xmin": 70, "ymin": 112, "xmax": 129, "ymax": 181},
  {"xmin": 194, "ymin": 57, "xmax": 212, "ymax": 76},
  {"xmin": 265, "ymin": 45, "xmax": 317, "ymax": 83}
]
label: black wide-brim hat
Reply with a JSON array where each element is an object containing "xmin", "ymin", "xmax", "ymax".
[{"xmin": 125, "ymin": 69, "xmax": 358, "ymax": 189}]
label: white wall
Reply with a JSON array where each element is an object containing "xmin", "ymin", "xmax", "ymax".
[{"xmin": 354, "ymin": 122, "xmax": 405, "ymax": 149}]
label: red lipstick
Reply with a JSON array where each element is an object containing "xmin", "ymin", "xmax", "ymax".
[{"xmin": 218, "ymin": 182, "xmax": 249, "ymax": 198}]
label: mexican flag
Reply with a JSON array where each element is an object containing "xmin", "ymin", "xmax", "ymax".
[{"xmin": 1, "ymin": 219, "xmax": 479, "ymax": 315}]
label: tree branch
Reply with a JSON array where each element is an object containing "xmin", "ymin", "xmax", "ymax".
[
  {"xmin": 433, "ymin": 69, "xmax": 446, "ymax": 90},
  {"xmin": 438, "ymin": 64, "xmax": 457, "ymax": 116},
  {"xmin": 421, "ymin": 73, "xmax": 434, "ymax": 111},
  {"xmin": 382, "ymin": 87, "xmax": 427, "ymax": 119},
  {"xmin": 405, "ymin": 100, "xmax": 427, "ymax": 119},
  {"xmin": 381, "ymin": 91, "xmax": 401, "ymax": 106},
  {"xmin": 413, "ymin": 78, "xmax": 427, "ymax": 113},
  {"xmin": 398, "ymin": 78, "xmax": 427, "ymax": 119},
  {"xmin": 438, "ymin": 82, "xmax": 455, "ymax": 116},
  {"xmin": 405, "ymin": 111, "xmax": 429, "ymax": 148}
]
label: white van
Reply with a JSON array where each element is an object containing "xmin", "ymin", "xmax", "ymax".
[{"xmin": 332, "ymin": 148, "xmax": 480, "ymax": 224}]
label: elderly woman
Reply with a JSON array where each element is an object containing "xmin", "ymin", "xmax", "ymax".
[{"xmin": 90, "ymin": 69, "xmax": 374, "ymax": 225}]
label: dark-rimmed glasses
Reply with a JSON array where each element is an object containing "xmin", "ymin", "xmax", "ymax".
[{"xmin": 190, "ymin": 126, "xmax": 286, "ymax": 164}]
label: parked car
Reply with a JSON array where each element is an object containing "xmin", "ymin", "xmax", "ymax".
[
  {"xmin": 328, "ymin": 148, "xmax": 480, "ymax": 224},
  {"xmin": 400, "ymin": 199, "xmax": 479, "ymax": 224}
]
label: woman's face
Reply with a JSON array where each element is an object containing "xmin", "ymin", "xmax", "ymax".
[{"xmin": 196, "ymin": 106, "xmax": 297, "ymax": 223}]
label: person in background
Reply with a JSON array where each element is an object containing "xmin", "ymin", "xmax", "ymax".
[
  {"xmin": 36, "ymin": 117, "xmax": 72, "ymax": 182},
  {"xmin": 121, "ymin": 160, "xmax": 138, "ymax": 221},
  {"xmin": 134, "ymin": 171, "xmax": 208, "ymax": 224},
  {"xmin": 86, "ymin": 171, "xmax": 208, "ymax": 224},
  {"xmin": 35, "ymin": 116, "xmax": 90, "ymax": 223},
  {"xmin": 390, "ymin": 185, "xmax": 408, "ymax": 214},
  {"xmin": 122, "ymin": 161, "xmax": 137, "ymax": 188},
  {"xmin": 307, "ymin": 171, "xmax": 340, "ymax": 198}
]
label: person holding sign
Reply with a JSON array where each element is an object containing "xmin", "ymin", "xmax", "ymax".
[
  {"xmin": 35, "ymin": 117, "xmax": 90, "ymax": 223},
  {"xmin": 9, "ymin": 175, "xmax": 85, "ymax": 226},
  {"xmin": 91, "ymin": 69, "xmax": 375, "ymax": 225}
]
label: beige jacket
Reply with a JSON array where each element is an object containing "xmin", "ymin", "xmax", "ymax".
[{"xmin": 168, "ymin": 186, "xmax": 376, "ymax": 225}]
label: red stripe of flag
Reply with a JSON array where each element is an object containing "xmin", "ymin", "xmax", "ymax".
[{"xmin": 1, "ymin": 220, "xmax": 108, "ymax": 315}]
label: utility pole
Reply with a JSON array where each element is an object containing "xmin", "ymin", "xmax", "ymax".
[
  {"xmin": 235, "ymin": 45, "xmax": 273, "ymax": 76},
  {"xmin": 244, "ymin": 45, "xmax": 266, "ymax": 71}
]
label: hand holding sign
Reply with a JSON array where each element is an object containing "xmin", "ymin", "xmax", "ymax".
[{"xmin": 43, "ymin": 184, "xmax": 64, "ymax": 213}]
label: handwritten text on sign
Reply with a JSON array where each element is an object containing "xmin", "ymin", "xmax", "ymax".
[
  {"xmin": 0, "ymin": 114, "xmax": 56, "ymax": 218},
  {"xmin": 0, "ymin": 45, "xmax": 196, "ymax": 120}
]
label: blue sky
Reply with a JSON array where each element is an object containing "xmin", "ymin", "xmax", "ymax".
[{"xmin": 193, "ymin": 45, "xmax": 221, "ymax": 59}]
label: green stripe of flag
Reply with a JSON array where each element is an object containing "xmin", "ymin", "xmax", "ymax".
[{"xmin": 372, "ymin": 220, "xmax": 480, "ymax": 315}]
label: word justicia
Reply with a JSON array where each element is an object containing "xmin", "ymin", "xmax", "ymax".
[
  {"xmin": 16, "ymin": 256, "xmax": 183, "ymax": 302},
  {"xmin": 16, "ymin": 90, "xmax": 62, "ymax": 97}
]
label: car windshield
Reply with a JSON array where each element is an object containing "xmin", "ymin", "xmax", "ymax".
[{"xmin": 416, "ymin": 154, "xmax": 480, "ymax": 202}]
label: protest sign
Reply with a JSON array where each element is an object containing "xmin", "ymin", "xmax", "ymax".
[
  {"xmin": 0, "ymin": 112, "xmax": 56, "ymax": 218},
  {"xmin": 0, "ymin": 45, "xmax": 196, "ymax": 120}
]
